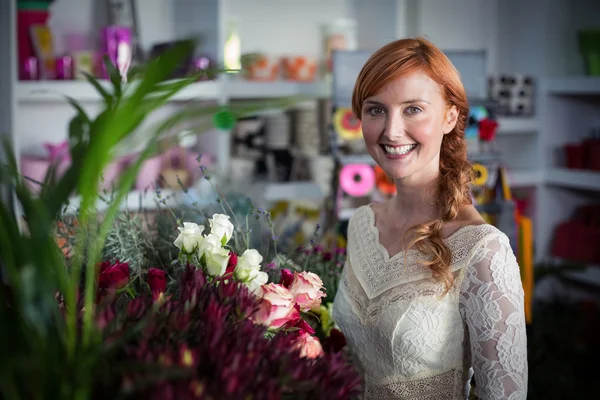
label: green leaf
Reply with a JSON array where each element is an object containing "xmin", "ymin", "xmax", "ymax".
[
  {"xmin": 81, "ymin": 71, "xmax": 113, "ymax": 107},
  {"xmin": 62, "ymin": 96, "xmax": 92, "ymax": 125},
  {"xmin": 103, "ymin": 55, "xmax": 123, "ymax": 99}
]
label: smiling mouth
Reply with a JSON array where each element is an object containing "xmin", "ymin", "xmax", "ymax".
[{"xmin": 382, "ymin": 144, "xmax": 418, "ymax": 156}]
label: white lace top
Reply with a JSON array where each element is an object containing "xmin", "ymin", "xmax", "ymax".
[{"xmin": 332, "ymin": 205, "xmax": 528, "ymax": 400}]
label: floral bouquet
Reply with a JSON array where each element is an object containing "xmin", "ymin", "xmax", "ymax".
[{"xmin": 90, "ymin": 212, "xmax": 361, "ymax": 399}]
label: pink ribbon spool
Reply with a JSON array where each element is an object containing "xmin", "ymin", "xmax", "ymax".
[{"xmin": 339, "ymin": 164, "xmax": 375, "ymax": 197}]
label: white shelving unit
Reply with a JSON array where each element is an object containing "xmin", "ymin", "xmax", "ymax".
[{"xmin": 536, "ymin": 75, "xmax": 600, "ymax": 261}]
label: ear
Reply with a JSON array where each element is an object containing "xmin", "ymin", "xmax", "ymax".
[{"xmin": 442, "ymin": 105, "xmax": 459, "ymax": 134}]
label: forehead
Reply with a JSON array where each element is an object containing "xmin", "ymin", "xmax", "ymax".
[{"xmin": 367, "ymin": 71, "xmax": 443, "ymax": 103}]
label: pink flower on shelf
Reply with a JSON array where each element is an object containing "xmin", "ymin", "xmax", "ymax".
[
  {"xmin": 293, "ymin": 331, "xmax": 324, "ymax": 359},
  {"xmin": 288, "ymin": 271, "xmax": 326, "ymax": 312},
  {"xmin": 253, "ymin": 283, "xmax": 300, "ymax": 330}
]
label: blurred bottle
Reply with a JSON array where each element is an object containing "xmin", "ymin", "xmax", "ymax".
[{"xmin": 224, "ymin": 18, "xmax": 241, "ymax": 73}]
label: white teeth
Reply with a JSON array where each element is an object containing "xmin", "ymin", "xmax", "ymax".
[{"xmin": 383, "ymin": 144, "xmax": 417, "ymax": 155}]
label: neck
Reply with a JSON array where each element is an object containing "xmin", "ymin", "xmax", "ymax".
[{"xmin": 392, "ymin": 171, "xmax": 439, "ymax": 223}]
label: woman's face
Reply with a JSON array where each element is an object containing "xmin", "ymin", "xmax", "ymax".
[{"xmin": 360, "ymin": 71, "xmax": 458, "ymax": 184}]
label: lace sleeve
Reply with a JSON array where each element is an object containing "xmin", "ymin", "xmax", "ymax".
[{"xmin": 459, "ymin": 233, "xmax": 528, "ymax": 400}]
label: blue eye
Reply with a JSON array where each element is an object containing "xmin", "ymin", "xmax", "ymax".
[
  {"xmin": 405, "ymin": 106, "xmax": 422, "ymax": 114},
  {"xmin": 367, "ymin": 107, "xmax": 385, "ymax": 116}
]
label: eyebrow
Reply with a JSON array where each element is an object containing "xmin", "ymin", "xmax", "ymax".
[{"xmin": 363, "ymin": 98, "xmax": 431, "ymax": 107}]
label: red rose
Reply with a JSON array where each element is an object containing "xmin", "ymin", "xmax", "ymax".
[
  {"xmin": 225, "ymin": 251, "xmax": 238, "ymax": 275},
  {"xmin": 98, "ymin": 260, "xmax": 130, "ymax": 290},
  {"xmin": 279, "ymin": 269, "xmax": 294, "ymax": 289},
  {"xmin": 147, "ymin": 268, "xmax": 167, "ymax": 300}
]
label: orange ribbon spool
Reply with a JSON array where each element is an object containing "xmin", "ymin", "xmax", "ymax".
[{"xmin": 374, "ymin": 165, "xmax": 396, "ymax": 195}]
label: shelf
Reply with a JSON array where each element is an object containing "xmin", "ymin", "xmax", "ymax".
[
  {"xmin": 61, "ymin": 179, "xmax": 216, "ymax": 214},
  {"xmin": 263, "ymin": 181, "xmax": 324, "ymax": 201},
  {"xmin": 545, "ymin": 168, "xmax": 600, "ymax": 191},
  {"xmin": 496, "ymin": 116, "xmax": 539, "ymax": 135},
  {"xmin": 507, "ymin": 169, "xmax": 542, "ymax": 187},
  {"xmin": 545, "ymin": 76, "xmax": 600, "ymax": 96},
  {"xmin": 338, "ymin": 154, "xmax": 376, "ymax": 165},
  {"xmin": 338, "ymin": 207, "xmax": 357, "ymax": 221},
  {"xmin": 224, "ymin": 80, "xmax": 331, "ymax": 99},
  {"xmin": 16, "ymin": 80, "xmax": 221, "ymax": 103},
  {"xmin": 16, "ymin": 80, "xmax": 330, "ymax": 103}
]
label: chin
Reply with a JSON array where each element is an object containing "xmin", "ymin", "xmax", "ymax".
[{"xmin": 375, "ymin": 163, "xmax": 412, "ymax": 181}]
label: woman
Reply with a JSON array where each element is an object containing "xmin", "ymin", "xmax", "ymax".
[{"xmin": 332, "ymin": 38, "xmax": 528, "ymax": 400}]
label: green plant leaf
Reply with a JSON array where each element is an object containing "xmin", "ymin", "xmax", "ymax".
[
  {"xmin": 103, "ymin": 55, "xmax": 123, "ymax": 99},
  {"xmin": 81, "ymin": 71, "xmax": 113, "ymax": 107}
]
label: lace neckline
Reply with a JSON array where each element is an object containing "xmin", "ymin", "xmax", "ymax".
[
  {"xmin": 348, "ymin": 205, "xmax": 500, "ymax": 299},
  {"xmin": 364, "ymin": 205, "xmax": 490, "ymax": 262}
]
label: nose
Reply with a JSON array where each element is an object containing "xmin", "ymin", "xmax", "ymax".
[{"xmin": 382, "ymin": 111, "xmax": 405, "ymax": 141}]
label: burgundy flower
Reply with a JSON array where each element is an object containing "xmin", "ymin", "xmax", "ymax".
[
  {"xmin": 290, "ymin": 317, "xmax": 315, "ymax": 335},
  {"xmin": 322, "ymin": 328, "xmax": 347, "ymax": 354},
  {"xmin": 225, "ymin": 251, "xmax": 238, "ymax": 275},
  {"xmin": 98, "ymin": 260, "xmax": 130, "ymax": 290},
  {"xmin": 94, "ymin": 265, "xmax": 362, "ymax": 399},
  {"xmin": 147, "ymin": 268, "xmax": 167, "ymax": 300},
  {"xmin": 279, "ymin": 269, "xmax": 294, "ymax": 289}
]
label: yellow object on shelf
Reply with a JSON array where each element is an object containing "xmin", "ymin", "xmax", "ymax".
[
  {"xmin": 333, "ymin": 108, "xmax": 362, "ymax": 140},
  {"xmin": 517, "ymin": 215, "xmax": 534, "ymax": 324},
  {"xmin": 471, "ymin": 163, "xmax": 488, "ymax": 187}
]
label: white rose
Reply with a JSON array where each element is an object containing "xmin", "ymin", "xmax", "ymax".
[
  {"xmin": 245, "ymin": 271, "xmax": 269, "ymax": 295},
  {"xmin": 209, "ymin": 213, "xmax": 234, "ymax": 246},
  {"xmin": 234, "ymin": 249, "xmax": 263, "ymax": 282},
  {"xmin": 198, "ymin": 234, "xmax": 230, "ymax": 277},
  {"xmin": 174, "ymin": 222, "xmax": 205, "ymax": 253}
]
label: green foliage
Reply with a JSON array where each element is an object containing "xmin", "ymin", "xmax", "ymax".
[
  {"xmin": 0, "ymin": 40, "xmax": 218, "ymax": 400},
  {"xmin": 0, "ymin": 34, "xmax": 304, "ymax": 398}
]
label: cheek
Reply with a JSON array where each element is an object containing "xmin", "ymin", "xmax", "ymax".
[
  {"xmin": 361, "ymin": 118, "xmax": 384, "ymax": 143},
  {"xmin": 406, "ymin": 117, "xmax": 443, "ymax": 143}
]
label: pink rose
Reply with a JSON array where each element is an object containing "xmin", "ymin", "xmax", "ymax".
[
  {"xmin": 288, "ymin": 271, "xmax": 326, "ymax": 312},
  {"xmin": 293, "ymin": 331, "xmax": 324, "ymax": 359},
  {"xmin": 253, "ymin": 283, "xmax": 300, "ymax": 330}
]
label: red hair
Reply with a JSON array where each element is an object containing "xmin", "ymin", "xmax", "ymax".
[{"xmin": 352, "ymin": 37, "xmax": 473, "ymax": 291}]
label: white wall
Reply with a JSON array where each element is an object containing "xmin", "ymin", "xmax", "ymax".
[
  {"xmin": 406, "ymin": 0, "xmax": 499, "ymax": 72},
  {"xmin": 226, "ymin": 0, "xmax": 352, "ymax": 57}
]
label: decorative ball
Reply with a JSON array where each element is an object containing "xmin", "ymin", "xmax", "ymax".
[{"xmin": 213, "ymin": 109, "xmax": 236, "ymax": 130}]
